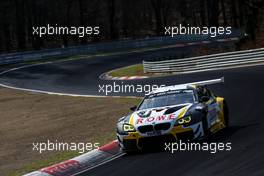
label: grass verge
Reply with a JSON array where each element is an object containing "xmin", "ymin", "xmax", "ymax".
[
  {"xmin": 108, "ymin": 64, "xmax": 171, "ymax": 78},
  {"xmin": 0, "ymin": 88, "xmax": 140, "ymax": 176},
  {"xmin": 109, "ymin": 64, "xmax": 146, "ymax": 77}
]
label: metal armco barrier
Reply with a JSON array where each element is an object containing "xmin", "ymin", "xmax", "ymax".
[
  {"xmin": 143, "ymin": 48, "xmax": 264, "ymax": 74},
  {"xmin": 0, "ymin": 36, "xmax": 208, "ymax": 65}
]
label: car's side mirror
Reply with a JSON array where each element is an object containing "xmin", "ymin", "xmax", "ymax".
[
  {"xmin": 195, "ymin": 106, "xmax": 206, "ymax": 112},
  {"xmin": 201, "ymin": 96, "xmax": 210, "ymax": 102},
  {"xmin": 130, "ymin": 105, "xmax": 137, "ymax": 111}
]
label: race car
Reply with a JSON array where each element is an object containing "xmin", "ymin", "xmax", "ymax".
[{"xmin": 116, "ymin": 77, "xmax": 229, "ymax": 152}]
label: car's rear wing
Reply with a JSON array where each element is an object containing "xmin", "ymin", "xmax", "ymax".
[
  {"xmin": 150, "ymin": 77, "xmax": 224, "ymax": 94},
  {"xmin": 186, "ymin": 77, "xmax": 224, "ymax": 87}
]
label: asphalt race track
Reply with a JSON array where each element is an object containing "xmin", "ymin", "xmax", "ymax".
[
  {"xmin": 0, "ymin": 43, "xmax": 234, "ymax": 97},
  {"xmin": 1, "ymin": 47, "xmax": 264, "ymax": 175},
  {"xmin": 79, "ymin": 65, "xmax": 264, "ymax": 176}
]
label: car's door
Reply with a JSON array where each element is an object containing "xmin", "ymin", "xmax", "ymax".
[{"xmin": 199, "ymin": 87, "xmax": 221, "ymax": 128}]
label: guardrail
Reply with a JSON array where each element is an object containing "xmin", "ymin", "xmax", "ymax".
[
  {"xmin": 0, "ymin": 36, "xmax": 208, "ymax": 66},
  {"xmin": 143, "ymin": 48, "xmax": 264, "ymax": 74},
  {"xmin": 0, "ymin": 29, "xmax": 242, "ymax": 66}
]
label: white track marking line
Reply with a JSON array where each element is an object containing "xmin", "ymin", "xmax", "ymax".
[
  {"xmin": 0, "ymin": 60, "xmax": 140, "ymax": 98},
  {"xmin": 0, "ymin": 83, "xmax": 139, "ymax": 99}
]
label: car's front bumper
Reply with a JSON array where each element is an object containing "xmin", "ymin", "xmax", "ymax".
[{"xmin": 117, "ymin": 123, "xmax": 203, "ymax": 151}]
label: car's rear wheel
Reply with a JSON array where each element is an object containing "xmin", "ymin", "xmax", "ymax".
[
  {"xmin": 223, "ymin": 100, "xmax": 229, "ymax": 128},
  {"xmin": 202, "ymin": 112, "xmax": 211, "ymax": 138}
]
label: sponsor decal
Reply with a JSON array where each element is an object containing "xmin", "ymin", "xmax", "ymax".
[{"xmin": 136, "ymin": 114, "xmax": 176, "ymax": 124}]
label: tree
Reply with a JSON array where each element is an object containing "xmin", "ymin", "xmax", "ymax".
[
  {"xmin": 108, "ymin": 0, "xmax": 118, "ymax": 40},
  {"xmin": 207, "ymin": 0, "xmax": 219, "ymax": 27}
]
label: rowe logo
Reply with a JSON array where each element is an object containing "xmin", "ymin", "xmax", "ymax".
[{"xmin": 136, "ymin": 114, "xmax": 176, "ymax": 124}]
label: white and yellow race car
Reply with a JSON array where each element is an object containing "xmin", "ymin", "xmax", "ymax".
[{"xmin": 116, "ymin": 78, "xmax": 229, "ymax": 152}]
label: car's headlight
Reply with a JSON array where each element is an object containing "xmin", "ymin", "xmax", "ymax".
[
  {"xmin": 175, "ymin": 116, "xmax": 192, "ymax": 126},
  {"xmin": 123, "ymin": 124, "xmax": 136, "ymax": 132}
]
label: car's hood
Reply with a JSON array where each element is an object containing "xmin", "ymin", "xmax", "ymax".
[{"xmin": 129, "ymin": 103, "xmax": 193, "ymax": 128}]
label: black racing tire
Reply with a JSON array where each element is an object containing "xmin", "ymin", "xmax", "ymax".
[
  {"xmin": 223, "ymin": 100, "xmax": 229, "ymax": 128},
  {"xmin": 121, "ymin": 148, "xmax": 140, "ymax": 154},
  {"xmin": 202, "ymin": 112, "xmax": 211, "ymax": 138}
]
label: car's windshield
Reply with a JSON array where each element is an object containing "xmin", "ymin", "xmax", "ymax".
[{"xmin": 138, "ymin": 89, "xmax": 195, "ymax": 110}]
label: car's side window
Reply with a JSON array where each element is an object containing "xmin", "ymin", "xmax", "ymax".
[
  {"xmin": 197, "ymin": 86, "xmax": 214, "ymax": 103},
  {"xmin": 207, "ymin": 89, "xmax": 215, "ymax": 99},
  {"xmin": 197, "ymin": 87, "xmax": 206, "ymax": 98},
  {"xmin": 197, "ymin": 88, "xmax": 203, "ymax": 100}
]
